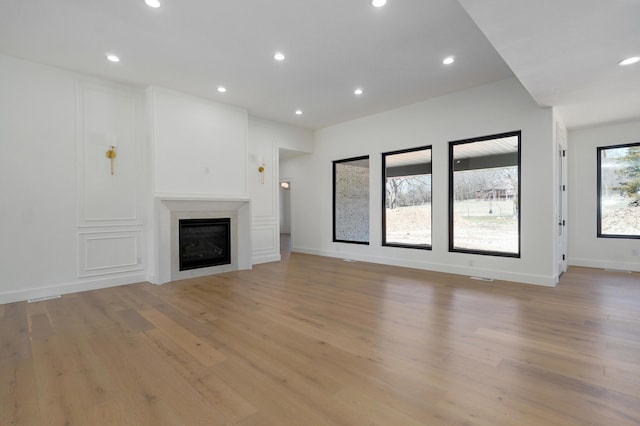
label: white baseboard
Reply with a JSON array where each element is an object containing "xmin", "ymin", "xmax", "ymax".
[
  {"xmin": 293, "ymin": 247, "xmax": 557, "ymax": 287},
  {"xmin": 252, "ymin": 252, "xmax": 281, "ymax": 265},
  {"xmin": 569, "ymin": 257, "xmax": 640, "ymax": 272},
  {"xmin": 0, "ymin": 273, "xmax": 147, "ymax": 305}
]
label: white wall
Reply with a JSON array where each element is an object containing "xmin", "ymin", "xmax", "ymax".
[
  {"xmin": 568, "ymin": 120, "xmax": 640, "ymax": 271},
  {"xmin": 0, "ymin": 54, "xmax": 565, "ymax": 302},
  {"xmin": 146, "ymin": 87, "xmax": 251, "ymax": 282},
  {"xmin": 0, "ymin": 54, "xmax": 146, "ymax": 303},
  {"xmin": 248, "ymin": 117, "xmax": 312, "ymax": 263},
  {"xmin": 0, "ymin": 54, "xmax": 312, "ymax": 303},
  {"xmin": 281, "ymin": 78, "xmax": 559, "ymax": 286},
  {"xmin": 149, "ymin": 87, "xmax": 248, "ymax": 197}
]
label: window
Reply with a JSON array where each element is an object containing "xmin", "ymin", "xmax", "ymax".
[
  {"xmin": 597, "ymin": 142, "xmax": 640, "ymax": 238},
  {"xmin": 333, "ymin": 156, "xmax": 370, "ymax": 244},
  {"xmin": 449, "ymin": 131, "xmax": 521, "ymax": 257},
  {"xmin": 382, "ymin": 146, "xmax": 432, "ymax": 249}
]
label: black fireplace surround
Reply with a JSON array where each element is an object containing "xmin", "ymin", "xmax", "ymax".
[{"xmin": 178, "ymin": 218, "xmax": 231, "ymax": 271}]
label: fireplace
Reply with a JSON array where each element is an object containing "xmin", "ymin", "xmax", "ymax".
[
  {"xmin": 179, "ymin": 218, "xmax": 231, "ymax": 271},
  {"xmin": 154, "ymin": 197, "xmax": 252, "ymax": 284}
]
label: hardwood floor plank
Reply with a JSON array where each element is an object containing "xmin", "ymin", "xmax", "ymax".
[
  {"xmin": 114, "ymin": 308, "xmax": 155, "ymax": 333},
  {"xmin": 0, "ymin": 255, "xmax": 639, "ymax": 424},
  {"xmin": 497, "ymin": 357, "xmax": 640, "ymax": 425},
  {"xmin": 88, "ymin": 331, "xmax": 227, "ymax": 425},
  {"xmin": 333, "ymin": 387, "xmax": 425, "ymax": 426},
  {"xmin": 0, "ymin": 359, "xmax": 41, "ymax": 425},
  {"xmin": 141, "ymin": 328, "xmax": 256, "ymax": 423},
  {"xmin": 139, "ymin": 308, "xmax": 226, "ymax": 366},
  {"xmin": 0, "ymin": 302, "xmax": 31, "ymax": 362},
  {"xmin": 27, "ymin": 313, "xmax": 53, "ymax": 341},
  {"xmin": 31, "ymin": 326, "xmax": 133, "ymax": 425}
]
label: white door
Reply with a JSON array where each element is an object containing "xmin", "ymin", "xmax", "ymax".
[{"xmin": 557, "ymin": 126, "xmax": 568, "ymax": 275}]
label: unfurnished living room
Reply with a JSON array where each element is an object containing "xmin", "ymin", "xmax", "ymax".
[{"xmin": 1, "ymin": 0, "xmax": 639, "ymax": 424}]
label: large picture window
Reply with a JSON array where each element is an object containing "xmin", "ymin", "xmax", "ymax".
[
  {"xmin": 597, "ymin": 142, "xmax": 640, "ymax": 238},
  {"xmin": 382, "ymin": 146, "xmax": 432, "ymax": 249},
  {"xmin": 333, "ymin": 156, "xmax": 370, "ymax": 244},
  {"xmin": 449, "ymin": 131, "xmax": 521, "ymax": 257}
]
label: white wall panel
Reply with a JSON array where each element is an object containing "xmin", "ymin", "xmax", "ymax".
[
  {"xmin": 150, "ymin": 87, "xmax": 248, "ymax": 197},
  {"xmin": 0, "ymin": 54, "xmax": 79, "ymax": 296},
  {"xmin": 251, "ymin": 224, "xmax": 279, "ymax": 264},
  {"xmin": 0, "ymin": 54, "xmax": 147, "ymax": 303},
  {"xmin": 77, "ymin": 82, "xmax": 142, "ymax": 225},
  {"xmin": 79, "ymin": 231, "xmax": 143, "ymax": 276}
]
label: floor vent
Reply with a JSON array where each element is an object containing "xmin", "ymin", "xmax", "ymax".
[
  {"xmin": 470, "ymin": 276, "xmax": 494, "ymax": 282},
  {"xmin": 28, "ymin": 295, "xmax": 62, "ymax": 303}
]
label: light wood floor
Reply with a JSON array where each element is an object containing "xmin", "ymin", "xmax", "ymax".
[{"xmin": 1, "ymin": 254, "xmax": 639, "ymax": 425}]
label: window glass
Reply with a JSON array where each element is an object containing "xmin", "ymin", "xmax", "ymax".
[
  {"xmin": 597, "ymin": 142, "xmax": 640, "ymax": 238},
  {"xmin": 449, "ymin": 132, "xmax": 521, "ymax": 257},
  {"xmin": 333, "ymin": 156, "xmax": 370, "ymax": 244},
  {"xmin": 382, "ymin": 146, "xmax": 432, "ymax": 248}
]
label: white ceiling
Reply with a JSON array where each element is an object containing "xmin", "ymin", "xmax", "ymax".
[
  {"xmin": 459, "ymin": 0, "xmax": 640, "ymax": 130},
  {"xmin": 0, "ymin": 0, "xmax": 638, "ymax": 131}
]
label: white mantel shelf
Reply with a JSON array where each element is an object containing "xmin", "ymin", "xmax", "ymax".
[{"xmin": 156, "ymin": 194, "xmax": 251, "ymax": 209}]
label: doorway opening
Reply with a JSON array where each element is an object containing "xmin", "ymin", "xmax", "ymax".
[{"xmin": 279, "ymin": 179, "xmax": 292, "ymax": 259}]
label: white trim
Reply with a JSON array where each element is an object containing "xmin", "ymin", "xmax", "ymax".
[
  {"xmin": 569, "ymin": 257, "xmax": 640, "ymax": 273},
  {"xmin": 252, "ymin": 253, "xmax": 282, "ymax": 264},
  {"xmin": 0, "ymin": 273, "xmax": 146, "ymax": 305},
  {"xmin": 293, "ymin": 247, "xmax": 558, "ymax": 287}
]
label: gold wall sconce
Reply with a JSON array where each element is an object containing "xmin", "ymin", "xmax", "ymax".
[
  {"xmin": 258, "ymin": 164, "xmax": 265, "ymax": 184},
  {"xmin": 105, "ymin": 146, "xmax": 117, "ymax": 175}
]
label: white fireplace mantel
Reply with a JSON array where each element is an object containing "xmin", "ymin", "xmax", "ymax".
[{"xmin": 153, "ymin": 195, "xmax": 252, "ymax": 284}]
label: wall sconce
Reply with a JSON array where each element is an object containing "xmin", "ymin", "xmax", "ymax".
[
  {"xmin": 258, "ymin": 164, "xmax": 265, "ymax": 184},
  {"xmin": 105, "ymin": 145, "xmax": 117, "ymax": 175}
]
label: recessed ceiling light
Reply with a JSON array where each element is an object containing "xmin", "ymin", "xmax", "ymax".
[
  {"xmin": 295, "ymin": 110, "xmax": 303, "ymax": 115},
  {"xmin": 217, "ymin": 86, "xmax": 227, "ymax": 93},
  {"xmin": 145, "ymin": 0, "xmax": 160, "ymax": 8},
  {"xmin": 354, "ymin": 88, "xmax": 364, "ymax": 95},
  {"xmin": 618, "ymin": 56, "xmax": 639, "ymax": 66},
  {"xmin": 106, "ymin": 54, "xmax": 120, "ymax": 63},
  {"xmin": 274, "ymin": 52, "xmax": 285, "ymax": 61},
  {"xmin": 372, "ymin": 0, "xmax": 387, "ymax": 7},
  {"xmin": 443, "ymin": 56, "xmax": 455, "ymax": 65}
]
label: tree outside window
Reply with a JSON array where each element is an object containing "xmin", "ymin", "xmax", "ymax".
[{"xmin": 597, "ymin": 142, "xmax": 640, "ymax": 238}]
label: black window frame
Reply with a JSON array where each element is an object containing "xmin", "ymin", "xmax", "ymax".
[
  {"xmin": 596, "ymin": 141, "xmax": 640, "ymax": 239},
  {"xmin": 332, "ymin": 155, "xmax": 370, "ymax": 245},
  {"xmin": 381, "ymin": 145, "xmax": 432, "ymax": 250},
  {"xmin": 448, "ymin": 130, "xmax": 522, "ymax": 258}
]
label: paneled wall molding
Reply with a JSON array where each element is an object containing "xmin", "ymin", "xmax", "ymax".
[
  {"xmin": 249, "ymin": 140, "xmax": 278, "ymax": 220},
  {"xmin": 78, "ymin": 230, "xmax": 144, "ymax": 277},
  {"xmin": 74, "ymin": 79, "xmax": 146, "ymax": 281},
  {"xmin": 76, "ymin": 80, "xmax": 144, "ymax": 227},
  {"xmin": 252, "ymin": 223, "xmax": 280, "ymax": 265},
  {"xmin": 252, "ymin": 217, "xmax": 278, "ymax": 225}
]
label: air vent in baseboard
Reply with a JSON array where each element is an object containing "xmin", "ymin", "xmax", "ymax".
[
  {"xmin": 28, "ymin": 295, "xmax": 61, "ymax": 303},
  {"xmin": 470, "ymin": 276, "xmax": 494, "ymax": 282}
]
